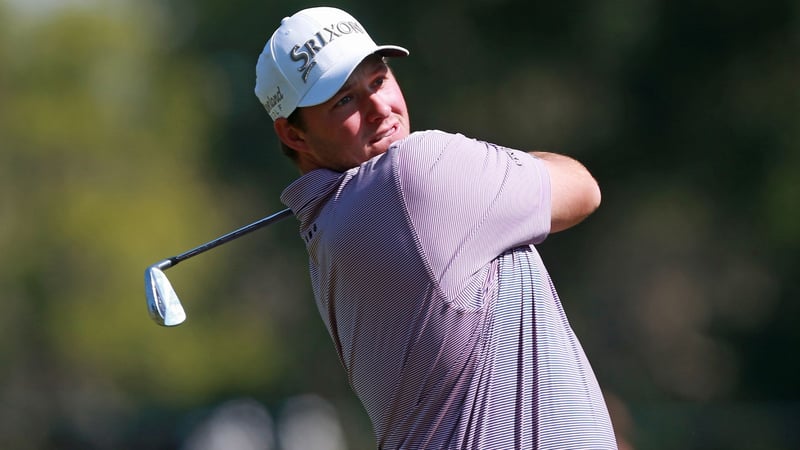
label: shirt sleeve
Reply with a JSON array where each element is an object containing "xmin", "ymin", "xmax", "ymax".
[{"xmin": 393, "ymin": 131, "xmax": 551, "ymax": 301}]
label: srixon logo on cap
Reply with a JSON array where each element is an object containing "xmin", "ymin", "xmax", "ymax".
[{"xmin": 289, "ymin": 20, "xmax": 366, "ymax": 82}]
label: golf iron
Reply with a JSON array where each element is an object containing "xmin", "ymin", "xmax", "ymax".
[{"xmin": 145, "ymin": 208, "xmax": 293, "ymax": 327}]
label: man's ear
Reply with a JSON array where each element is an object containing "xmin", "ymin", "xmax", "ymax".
[{"xmin": 274, "ymin": 118, "xmax": 309, "ymax": 154}]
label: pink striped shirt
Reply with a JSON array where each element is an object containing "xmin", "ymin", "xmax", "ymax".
[{"xmin": 281, "ymin": 130, "xmax": 616, "ymax": 449}]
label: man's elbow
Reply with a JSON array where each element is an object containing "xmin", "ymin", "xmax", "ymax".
[
  {"xmin": 586, "ymin": 177, "xmax": 602, "ymax": 215},
  {"xmin": 550, "ymin": 177, "xmax": 601, "ymax": 233},
  {"xmin": 576, "ymin": 176, "xmax": 601, "ymax": 223}
]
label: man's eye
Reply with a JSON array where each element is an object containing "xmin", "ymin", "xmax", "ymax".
[{"xmin": 335, "ymin": 95, "xmax": 352, "ymax": 107}]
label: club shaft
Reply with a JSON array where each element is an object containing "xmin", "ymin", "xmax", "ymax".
[{"xmin": 163, "ymin": 208, "xmax": 293, "ymax": 269}]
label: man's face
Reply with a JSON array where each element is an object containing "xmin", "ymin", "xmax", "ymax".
[{"xmin": 293, "ymin": 55, "xmax": 410, "ymax": 172}]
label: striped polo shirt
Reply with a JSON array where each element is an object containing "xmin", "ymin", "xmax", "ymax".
[{"xmin": 281, "ymin": 130, "xmax": 617, "ymax": 449}]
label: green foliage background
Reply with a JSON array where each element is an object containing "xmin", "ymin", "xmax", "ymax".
[{"xmin": 1, "ymin": 0, "xmax": 797, "ymax": 448}]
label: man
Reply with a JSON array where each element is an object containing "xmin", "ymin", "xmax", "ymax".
[{"xmin": 255, "ymin": 6, "xmax": 617, "ymax": 449}]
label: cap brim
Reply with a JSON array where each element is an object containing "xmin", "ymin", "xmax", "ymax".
[
  {"xmin": 297, "ymin": 45, "xmax": 409, "ymax": 108},
  {"xmin": 375, "ymin": 45, "xmax": 410, "ymax": 58}
]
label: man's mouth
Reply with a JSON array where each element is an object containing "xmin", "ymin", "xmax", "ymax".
[{"xmin": 370, "ymin": 124, "xmax": 398, "ymax": 144}]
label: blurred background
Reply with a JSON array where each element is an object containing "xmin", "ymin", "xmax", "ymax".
[{"xmin": 1, "ymin": 0, "xmax": 798, "ymax": 448}]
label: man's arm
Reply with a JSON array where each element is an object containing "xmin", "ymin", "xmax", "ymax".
[{"xmin": 531, "ymin": 152, "xmax": 601, "ymax": 233}]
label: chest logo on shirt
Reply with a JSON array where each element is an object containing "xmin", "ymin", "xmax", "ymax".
[
  {"xmin": 303, "ymin": 222, "xmax": 319, "ymax": 244},
  {"xmin": 503, "ymin": 149, "xmax": 524, "ymax": 166}
]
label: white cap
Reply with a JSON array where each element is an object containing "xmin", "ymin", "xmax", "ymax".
[{"xmin": 255, "ymin": 7, "xmax": 409, "ymax": 120}]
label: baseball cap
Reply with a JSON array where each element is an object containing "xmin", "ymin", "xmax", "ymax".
[{"xmin": 255, "ymin": 7, "xmax": 409, "ymax": 120}]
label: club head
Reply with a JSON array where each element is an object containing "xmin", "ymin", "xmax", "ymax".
[{"xmin": 145, "ymin": 262, "xmax": 186, "ymax": 326}]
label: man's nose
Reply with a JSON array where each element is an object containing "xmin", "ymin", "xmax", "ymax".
[{"xmin": 364, "ymin": 92, "xmax": 391, "ymax": 121}]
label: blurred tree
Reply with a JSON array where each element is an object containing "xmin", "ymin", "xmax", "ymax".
[{"xmin": 0, "ymin": 1, "xmax": 320, "ymax": 448}]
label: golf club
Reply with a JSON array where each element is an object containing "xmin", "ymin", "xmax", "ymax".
[{"xmin": 145, "ymin": 208, "xmax": 293, "ymax": 327}]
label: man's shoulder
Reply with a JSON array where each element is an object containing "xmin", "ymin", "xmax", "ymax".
[
  {"xmin": 386, "ymin": 130, "xmax": 450, "ymax": 176},
  {"xmin": 392, "ymin": 129, "xmax": 462, "ymax": 150},
  {"xmin": 388, "ymin": 130, "xmax": 478, "ymax": 167}
]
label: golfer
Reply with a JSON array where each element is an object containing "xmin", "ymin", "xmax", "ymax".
[{"xmin": 255, "ymin": 7, "xmax": 617, "ymax": 449}]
